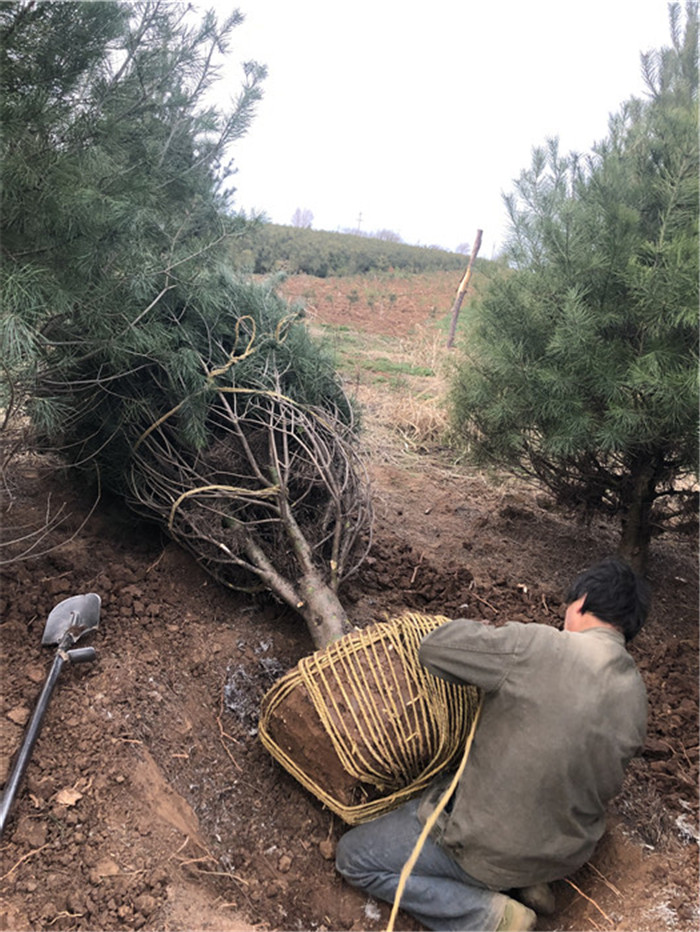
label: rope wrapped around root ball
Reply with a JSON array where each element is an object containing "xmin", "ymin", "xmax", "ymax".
[{"xmin": 258, "ymin": 613, "xmax": 481, "ymax": 824}]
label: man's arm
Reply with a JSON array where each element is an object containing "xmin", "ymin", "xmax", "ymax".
[{"xmin": 419, "ymin": 618, "xmax": 524, "ymax": 692}]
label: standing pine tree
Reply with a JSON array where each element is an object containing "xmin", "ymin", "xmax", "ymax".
[{"xmin": 449, "ymin": 3, "xmax": 698, "ymax": 571}]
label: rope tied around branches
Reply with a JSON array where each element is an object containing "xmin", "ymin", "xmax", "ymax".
[
  {"xmin": 259, "ymin": 613, "xmax": 482, "ymax": 825},
  {"xmin": 135, "ymin": 313, "xmax": 303, "ymax": 452},
  {"xmin": 206, "ymin": 315, "xmax": 258, "ymax": 380},
  {"xmin": 126, "ymin": 360, "xmax": 371, "ymax": 621},
  {"xmin": 167, "ymin": 482, "xmax": 280, "ymax": 531}
]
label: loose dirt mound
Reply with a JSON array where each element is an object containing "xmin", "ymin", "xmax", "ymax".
[{"xmin": 1, "ymin": 277, "xmax": 698, "ymax": 931}]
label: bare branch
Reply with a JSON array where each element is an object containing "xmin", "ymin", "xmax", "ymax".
[{"xmin": 124, "ymin": 366, "xmax": 372, "ymax": 647}]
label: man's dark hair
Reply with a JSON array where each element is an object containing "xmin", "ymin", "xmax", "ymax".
[{"xmin": 566, "ymin": 556, "xmax": 650, "ymax": 641}]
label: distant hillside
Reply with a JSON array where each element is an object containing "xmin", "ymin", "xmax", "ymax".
[{"xmin": 227, "ymin": 222, "xmax": 471, "ymax": 277}]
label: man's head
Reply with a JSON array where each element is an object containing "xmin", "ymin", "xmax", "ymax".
[{"xmin": 565, "ymin": 556, "xmax": 650, "ymax": 642}]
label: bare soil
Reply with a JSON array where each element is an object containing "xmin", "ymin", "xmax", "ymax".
[{"xmin": 1, "ymin": 273, "xmax": 698, "ymax": 932}]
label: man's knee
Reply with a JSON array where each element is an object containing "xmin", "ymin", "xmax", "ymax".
[
  {"xmin": 335, "ymin": 831, "xmax": 357, "ymax": 880},
  {"xmin": 336, "ymin": 828, "xmax": 379, "ymax": 887}
]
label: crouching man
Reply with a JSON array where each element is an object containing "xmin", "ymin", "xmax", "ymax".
[{"xmin": 336, "ymin": 556, "xmax": 649, "ymax": 931}]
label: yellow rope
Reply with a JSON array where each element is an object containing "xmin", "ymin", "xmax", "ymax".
[
  {"xmin": 206, "ymin": 312, "xmax": 299, "ymax": 380},
  {"xmin": 385, "ymin": 696, "xmax": 484, "ymax": 932},
  {"xmin": 167, "ymin": 483, "xmax": 279, "ymax": 531},
  {"xmin": 258, "ymin": 614, "xmax": 482, "ymax": 824},
  {"xmin": 206, "ymin": 317, "xmax": 257, "ymax": 380},
  {"xmin": 134, "ymin": 314, "xmax": 299, "ymax": 451}
]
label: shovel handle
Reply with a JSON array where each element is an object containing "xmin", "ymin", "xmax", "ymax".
[
  {"xmin": 0, "ymin": 650, "xmax": 66, "ymax": 836},
  {"xmin": 67, "ymin": 647, "xmax": 97, "ymax": 663}
]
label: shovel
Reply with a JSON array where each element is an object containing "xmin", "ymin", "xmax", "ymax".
[{"xmin": 0, "ymin": 593, "xmax": 101, "ymax": 836}]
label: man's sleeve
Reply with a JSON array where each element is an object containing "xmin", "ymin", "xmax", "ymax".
[{"xmin": 418, "ymin": 618, "xmax": 523, "ymax": 692}]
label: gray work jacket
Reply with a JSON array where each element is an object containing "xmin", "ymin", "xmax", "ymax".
[{"xmin": 417, "ymin": 619, "xmax": 647, "ymax": 890}]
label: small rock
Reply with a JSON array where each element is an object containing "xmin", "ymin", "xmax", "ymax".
[
  {"xmin": 277, "ymin": 854, "xmax": 292, "ymax": 873},
  {"xmin": 318, "ymin": 838, "xmax": 335, "ymax": 860},
  {"xmin": 134, "ymin": 894, "xmax": 157, "ymax": 917},
  {"xmin": 13, "ymin": 816, "xmax": 47, "ymax": 848},
  {"xmin": 95, "ymin": 858, "xmax": 121, "ymax": 878},
  {"xmin": 7, "ymin": 706, "xmax": 30, "ymax": 726},
  {"xmin": 53, "ymin": 787, "xmax": 83, "ymax": 807}
]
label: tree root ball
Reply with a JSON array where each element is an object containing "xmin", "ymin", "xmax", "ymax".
[{"xmin": 258, "ymin": 615, "xmax": 480, "ymax": 823}]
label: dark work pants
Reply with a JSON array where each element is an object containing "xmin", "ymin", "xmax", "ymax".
[{"xmin": 335, "ymin": 797, "xmax": 511, "ymax": 931}]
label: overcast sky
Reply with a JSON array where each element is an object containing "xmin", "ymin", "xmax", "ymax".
[{"xmin": 213, "ymin": 0, "xmax": 673, "ymax": 257}]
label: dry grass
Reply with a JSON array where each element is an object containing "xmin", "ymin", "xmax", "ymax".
[
  {"xmin": 395, "ymin": 321, "xmax": 449, "ymax": 373},
  {"xmin": 281, "ymin": 270, "xmax": 479, "ymax": 464},
  {"xmin": 356, "ymin": 384, "xmax": 450, "ymax": 463},
  {"xmin": 314, "ymin": 312, "xmax": 456, "ymax": 462}
]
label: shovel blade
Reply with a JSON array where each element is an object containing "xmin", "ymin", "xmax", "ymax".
[{"xmin": 42, "ymin": 593, "xmax": 101, "ymax": 646}]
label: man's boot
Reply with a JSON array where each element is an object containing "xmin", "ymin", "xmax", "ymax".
[
  {"xmin": 495, "ymin": 896, "xmax": 537, "ymax": 931},
  {"xmin": 514, "ymin": 882, "xmax": 556, "ymax": 915}
]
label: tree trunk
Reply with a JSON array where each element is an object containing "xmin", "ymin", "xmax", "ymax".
[
  {"xmin": 242, "ymin": 535, "xmax": 348, "ymax": 650},
  {"xmin": 618, "ymin": 456, "xmax": 658, "ymax": 574},
  {"xmin": 298, "ymin": 570, "xmax": 349, "ymax": 650}
]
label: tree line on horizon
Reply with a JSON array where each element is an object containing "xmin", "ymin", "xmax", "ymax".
[{"xmin": 227, "ymin": 222, "xmax": 471, "ymax": 277}]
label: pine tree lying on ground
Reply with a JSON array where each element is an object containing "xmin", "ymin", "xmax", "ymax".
[{"xmin": 0, "ymin": 2, "xmax": 372, "ymax": 648}]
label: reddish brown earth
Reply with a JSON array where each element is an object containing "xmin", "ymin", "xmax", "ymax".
[
  {"xmin": 1, "ymin": 274, "xmax": 698, "ymax": 932},
  {"xmin": 278, "ymin": 269, "xmax": 474, "ymax": 337}
]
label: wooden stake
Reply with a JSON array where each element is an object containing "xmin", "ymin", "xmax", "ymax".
[{"xmin": 446, "ymin": 229, "xmax": 483, "ymax": 348}]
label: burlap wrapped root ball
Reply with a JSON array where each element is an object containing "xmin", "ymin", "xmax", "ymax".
[{"xmin": 259, "ymin": 613, "xmax": 482, "ymax": 824}]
